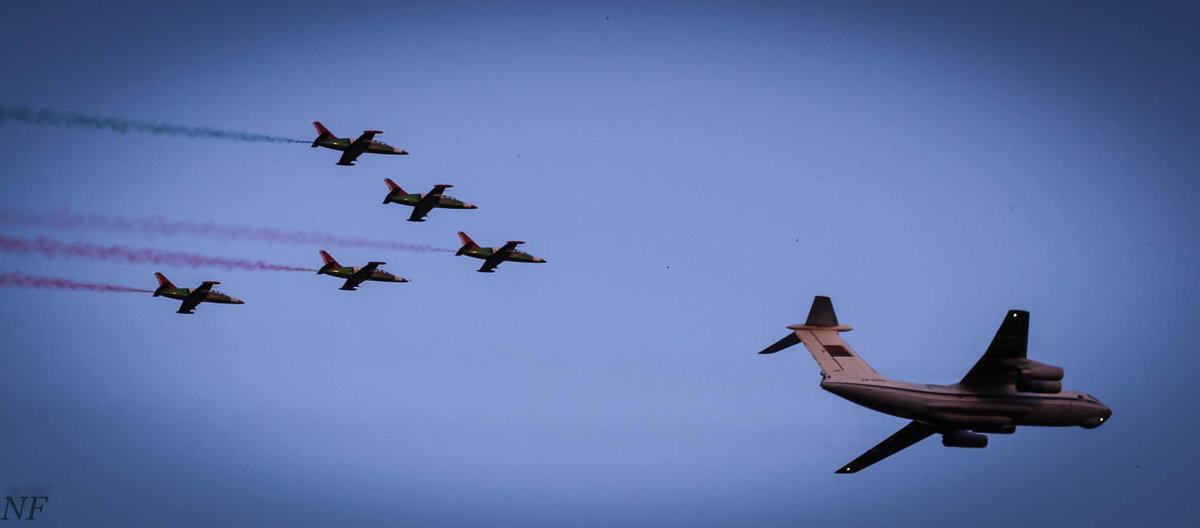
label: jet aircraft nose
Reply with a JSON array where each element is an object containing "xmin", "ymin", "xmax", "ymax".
[
  {"xmin": 533, "ymin": 257, "xmax": 546, "ymax": 263},
  {"xmin": 464, "ymin": 203, "xmax": 478, "ymax": 209},
  {"xmin": 232, "ymin": 298, "xmax": 245, "ymax": 305},
  {"xmin": 397, "ymin": 149, "xmax": 409, "ymax": 155}
]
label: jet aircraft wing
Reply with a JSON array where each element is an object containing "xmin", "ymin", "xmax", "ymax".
[
  {"xmin": 478, "ymin": 241, "xmax": 522, "ymax": 272},
  {"xmin": 337, "ymin": 150, "xmax": 361, "ymax": 166},
  {"xmin": 409, "ymin": 185, "xmax": 452, "ymax": 221},
  {"xmin": 178, "ymin": 281, "xmax": 218, "ymax": 314},
  {"xmin": 353, "ymin": 131, "xmax": 378, "ymax": 144},
  {"xmin": 835, "ymin": 421, "xmax": 936, "ymax": 473},
  {"xmin": 340, "ymin": 276, "xmax": 366, "ymax": 290},
  {"xmin": 177, "ymin": 298, "xmax": 202, "ymax": 314},
  {"xmin": 960, "ymin": 310, "xmax": 1030, "ymax": 388},
  {"xmin": 496, "ymin": 241, "xmax": 522, "ymax": 255},
  {"xmin": 341, "ymin": 262, "xmax": 383, "ymax": 290},
  {"xmin": 478, "ymin": 256, "xmax": 504, "ymax": 273},
  {"xmin": 407, "ymin": 205, "xmax": 433, "ymax": 222},
  {"xmin": 336, "ymin": 131, "xmax": 378, "ymax": 166}
]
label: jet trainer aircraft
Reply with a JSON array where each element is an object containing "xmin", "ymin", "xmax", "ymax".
[
  {"xmin": 758, "ymin": 296, "xmax": 1111, "ymax": 473},
  {"xmin": 317, "ymin": 250, "xmax": 408, "ymax": 290},
  {"xmin": 382, "ymin": 179, "xmax": 477, "ymax": 222},
  {"xmin": 153, "ymin": 272, "xmax": 244, "ymax": 314},
  {"xmin": 455, "ymin": 232, "xmax": 546, "ymax": 273},
  {"xmin": 311, "ymin": 121, "xmax": 409, "ymax": 166}
]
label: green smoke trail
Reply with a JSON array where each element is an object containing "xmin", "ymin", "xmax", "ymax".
[{"xmin": 0, "ymin": 105, "xmax": 306, "ymax": 144}]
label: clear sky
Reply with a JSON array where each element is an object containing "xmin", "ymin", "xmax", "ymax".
[{"xmin": 2, "ymin": 1, "xmax": 1198, "ymax": 526}]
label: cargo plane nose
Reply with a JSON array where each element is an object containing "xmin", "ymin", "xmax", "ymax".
[{"xmin": 1081, "ymin": 403, "xmax": 1112, "ymax": 429}]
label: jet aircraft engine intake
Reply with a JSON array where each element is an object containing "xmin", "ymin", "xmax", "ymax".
[
  {"xmin": 1016, "ymin": 379, "xmax": 1063, "ymax": 394},
  {"xmin": 942, "ymin": 430, "xmax": 988, "ymax": 448}
]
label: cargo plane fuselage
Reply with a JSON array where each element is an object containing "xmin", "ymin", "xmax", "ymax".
[
  {"xmin": 759, "ymin": 296, "xmax": 1110, "ymax": 473},
  {"xmin": 819, "ymin": 377, "xmax": 1109, "ymax": 431}
]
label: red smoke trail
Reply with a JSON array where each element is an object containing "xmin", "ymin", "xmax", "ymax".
[
  {"xmin": 0, "ymin": 235, "xmax": 316, "ymax": 272},
  {"xmin": 0, "ymin": 272, "xmax": 153, "ymax": 293},
  {"xmin": 0, "ymin": 209, "xmax": 454, "ymax": 253}
]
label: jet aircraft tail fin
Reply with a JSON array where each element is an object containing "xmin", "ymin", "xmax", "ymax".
[
  {"xmin": 760, "ymin": 296, "xmax": 884, "ymax": 381},
  {"xmin": 153, "ymin": 272, "xmax": 175, "ymax": 296},
  {"xmin": 318, "ymin": 250, "xmax": 340, "ymax": 274},
  {"xmin": 311, "ymin": 121, "xmax": 336, "ymax": 147},
  {"xmin": 455, "ymin": 231, "xmax": 479, "ymax": 256},
  {"xmin": 383, "ymin": 178, "xmax": 405, "ymax": 203}
]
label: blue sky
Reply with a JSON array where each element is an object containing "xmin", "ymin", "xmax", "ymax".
[{"xmin": 2, "ymin": 1, "xmax": 1198, "ymax": 526}]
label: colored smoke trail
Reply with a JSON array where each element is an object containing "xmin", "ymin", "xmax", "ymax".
[
  {"xmin": 0, "ymin": 235, "xmax": 316, "ymax": 272},
  {"xmin": 0, "ymin": 209, "xmax": 454, "ymax": 253},
  {"xmin": 0, "ymin": 272, "xmax": 153, "ymax": 293},
  {"xmin": 0, "ymin": 106, "xmax": 307, "ymax": 144}
]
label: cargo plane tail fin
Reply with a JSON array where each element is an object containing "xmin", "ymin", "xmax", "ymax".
[{"xmin": 758, "ymin": 296, "xmax": 883, "ymax": 381}]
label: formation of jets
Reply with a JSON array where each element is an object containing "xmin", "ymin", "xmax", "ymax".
[
  {"xmin": 758, "ymin": 296, "xmax": 1111, "ymax": 473},
  {"xmin": 150, "ymin": 120, "xmax": 546, "ymax": 313}
]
